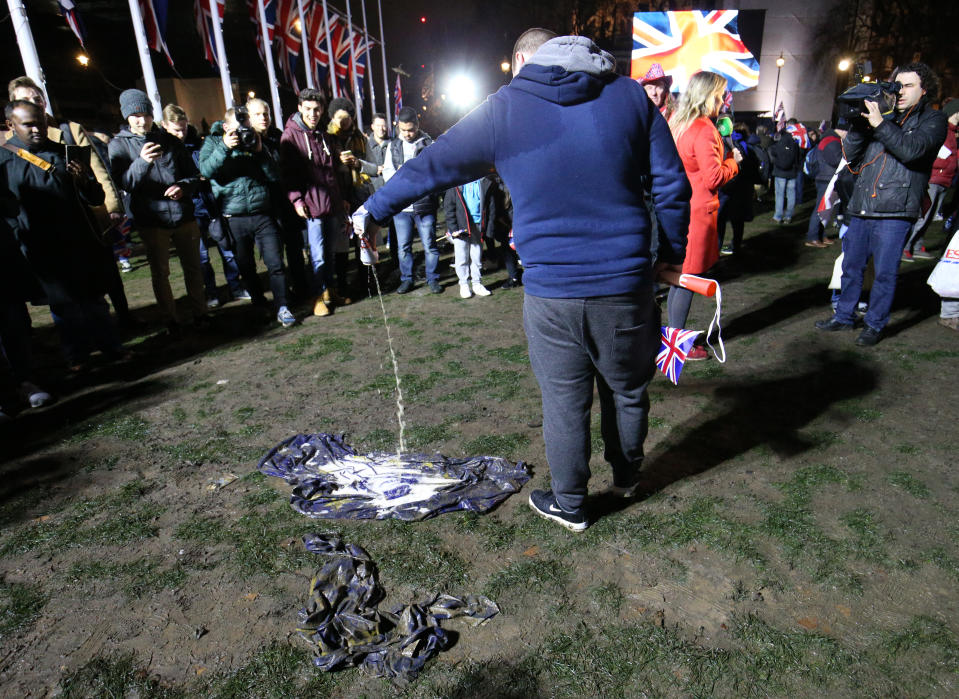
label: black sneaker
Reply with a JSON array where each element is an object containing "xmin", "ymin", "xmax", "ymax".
[
  {"xmin": 428, "ymin": 280, "xmax": 443, "ymax": 294},
  {"xmin": 528, "ymin": 489, "xmax": 588, "ymax": 532},
  {"xmin": 855, "ymin": 325, "xmax": 882, "ymax": 347},
  {"xmin": 396, "ymin": 280, "xmax": 414, "ymax": 294}
]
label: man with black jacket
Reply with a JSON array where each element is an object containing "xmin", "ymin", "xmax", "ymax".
[
  {"xmin": 770, "ymin": 124, "xmax": 802, "ymax": 224},
  {"xmin": 804, "ymin": 123, "xmax": 847, "ymax": 247},
  {"xmin": 109, "ymin": 89, "xmax": 207, "ymax": 334},
  {"xmin": 816, "ymin": 63, "xmax": 948, "ymax": 346}
]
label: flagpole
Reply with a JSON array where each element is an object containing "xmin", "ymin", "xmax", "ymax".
[
  {"xmin": 320, "ymin": 0, "xmax": 338, "ymax": 98},
  {"xmin": 359, "ymin": 0, "xmax": 377, "ymax": 115},
  {"xmin": 126, "ymin": 0, "xmax": 163, "ymax": 120},
  {"xmin": 296, "ymin": 0, "xmax": 314, "ymax": 89},
  {"xmin": 257, "ymin": 0, "xmax": 282, "ymax": 123},
  {"xmin": 376, "ymin": 0, "xmax": 390, "ymax": 135},
  {"xmin": 344, "ymin": 0, "xmax": 363, "ymax": 131},
  {"xmin": 208, "ymin": 0, "xmax": 234, "ymax": 109},
  {"xmin": 6, "ymin": 0, "xmax": 53, "ymax": 116}
]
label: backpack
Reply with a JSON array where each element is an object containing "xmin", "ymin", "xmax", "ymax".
[
  {"xmin": 772, "ymin": 136, "xmax": 798, "ymax": 170},
  {"xmin": 752, "ymin": 143, "xmax": 772, "ymax": 182}
]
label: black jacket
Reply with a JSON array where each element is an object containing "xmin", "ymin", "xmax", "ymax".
[
  {"xmin": 843, "ymin": 100, "xmax": 948, "ymax": 219},
  {"xmin": 366, "ymin": 134, "xmax": 390, "ymax": 191},
  {"xmin": 2, "ymin": 137, "xmax": 108, "ymax": 304},
  {"xmin": 812, "ymin": 129, "xmax": 844, "ymax": 183},
  {"xmin": 387, "ymin": 133, "xmax": 438, "ymax": 216},
  {"xmin": 108, "ymin": 125, "xmax": 200, "ymax": 228},
  {"xmin": 442, "ymin": 177, "xmax": 498, "ymax": 242},
  {"xmin": 770, "ymin": 133, "xmax": 802, "ymax": 178}
]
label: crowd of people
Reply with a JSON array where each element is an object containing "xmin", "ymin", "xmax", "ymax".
[{"xmin": 1, "ymin": 40, "xmax": 956, "ymax": 450}]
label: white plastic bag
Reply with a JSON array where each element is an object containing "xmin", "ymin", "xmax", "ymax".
[{"xmin": 927, "ymin": 230, "xmax": 959, "ymax": 298}]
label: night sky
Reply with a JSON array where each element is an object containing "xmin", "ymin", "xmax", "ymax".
[{"xmin": 2, "ymin": 1, "xmax": 532, "ymax": 131}]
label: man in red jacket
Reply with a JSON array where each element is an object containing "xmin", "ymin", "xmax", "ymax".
[{"xmin": 903, "ymin": 99, "xmax": 958, "ymax": 260}]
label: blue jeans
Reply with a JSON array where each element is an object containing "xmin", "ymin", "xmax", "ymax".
[
  {"xmin": 306, "ymin": 216, "xmax": 337, "ymax": 295},
  {"xmin": 835, "ymin": 216, "xmax": 912, "ymax": 331},
  {"xmin": 523, "ymin": 291, "xmax": 659, "ymax": 513},
  {"xmin": 774, "ymin": 177, "xmax": 796, "ymax": 221},
  {"xmin": 198, "ymin": 230, "xmax": 243, "ymax": 298},
  {"xmin": 393, "ymin": 212, "xmax": 439, "ymax": 283}
]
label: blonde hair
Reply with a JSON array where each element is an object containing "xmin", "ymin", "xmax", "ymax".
[
  {"xmin": 162, "ymin": 103, "xmax": 187, "ymax": 123},
  {"xmin": 245, "ymin": 97, "xmax": 270, "ymax": 112},
  {"xmin": 669, "ymin": 71, "xmax": 727, "ymax": 140}
]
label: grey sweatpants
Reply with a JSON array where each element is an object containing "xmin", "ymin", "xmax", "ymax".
[{"xmin": 523, "ymin": 290, "xmax": 660, "ymax": 512}]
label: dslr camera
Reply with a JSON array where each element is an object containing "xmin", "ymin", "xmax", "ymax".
[
  {"xmin": 836, "ymin": 80, "xmax": 901, "ymax": 123},
  {"xmin": 230, "ymin": 106, "xmax": 259, "ymax": 150}
]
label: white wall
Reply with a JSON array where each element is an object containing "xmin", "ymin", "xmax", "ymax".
[{"xmin": 729, "ymin": 0, "xmax": 838, "ymax": 122}]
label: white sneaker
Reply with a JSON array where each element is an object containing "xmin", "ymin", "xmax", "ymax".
[
  {"xmin": 471, "ymin": 283, "xmax": 491, "ymax": 297},
  {"xmin": 19, "ymin": 382, "xmax": 54, "ymax": 408},
  {"xmin": 119, "ymin": 259, "xmax": 133, "ymax": 273},
  {"xmin": 206, "ymin": 297, "xmax": 221, "ymax": 309},
  {"xmin": 459, "ymin": 285, "xmax": 472, "ymax": 299},
  {"xmin": 233, "ymin": 290, "xmax": 253, "ymax": 301},
  {"xmin": 277, "ymin": 306, "xmax": 297, "ymax": 327}
]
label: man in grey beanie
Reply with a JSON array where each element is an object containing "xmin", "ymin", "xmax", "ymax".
[{"xmin": 109, "ymin": 89, "xmax": 208, "ymax": 337}]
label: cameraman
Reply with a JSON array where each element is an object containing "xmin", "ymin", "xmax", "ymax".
[
  {"xmin": 816, "ymin": 63, "xmax": 947, "ymax": 346},
  {"xmin": 198, "ymin": 107, "xmax": 296, "ymax": 328}
]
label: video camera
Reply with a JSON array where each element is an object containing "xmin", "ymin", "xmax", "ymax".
[
  {"xmin": 230, "ymin": 106, "xmax": 259, "ymax": 151},
  {"xmin": 836, "ymin": 80, "xmax": 901, "ymax": 123}
]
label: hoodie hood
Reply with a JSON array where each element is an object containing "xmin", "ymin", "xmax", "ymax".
[
  {"xmin": 512, "ymin": 36, "xmax": 616, "ymax": 105},
  {"xmin": 209, "ymin": 120, "xmax": 225, "ymax": 136},
  {"xmin": 286, "ymin": 112, "xmax": 321, "ymax": 133}
]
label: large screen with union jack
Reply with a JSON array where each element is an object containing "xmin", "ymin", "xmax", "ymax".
[{"xmin": 631, "ymin": 10, "xmax": 761, "ymax": 92}]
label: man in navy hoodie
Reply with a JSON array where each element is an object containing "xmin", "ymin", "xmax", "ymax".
[{"xmin": 356, "ymin": 29, "xmax": 691, "ymax": 531}]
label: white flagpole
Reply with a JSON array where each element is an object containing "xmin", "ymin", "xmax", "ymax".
[
  {"xmin": 209, "ymin": 0, "xmax": 234, "ymax": 108},
  {"xmin": 296, "ymin": 0, "xmax": 314, "ymax": 89},
  {"xmin": 126, "ymin": 0, "xmax": 163, "ymax": 120},
  {"xmin": 376, "ymin": 0, "xmax": 390, "ymax": 134},
  {"xmin": 257, "ymin": 0, "xmax": 283, "ymax": 123},
  {"xmin": 345, "ymin": 0, "xmax": 363, "ymax": 131},
  {"xmin": 359, "ymin": 0, "xmax": 376, "ymax": 115},
  {"xmin": 320, "ymin": 0, "xmax": 338, "ymax": 98},
  {"xmin": 6, "ymin": 0, "xmax": 53, "ymax": 116}
]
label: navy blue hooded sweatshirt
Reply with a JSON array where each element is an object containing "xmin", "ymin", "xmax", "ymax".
[{"xmin": 364, "ymin": 36, "xmax": 691, "ymax": 298}]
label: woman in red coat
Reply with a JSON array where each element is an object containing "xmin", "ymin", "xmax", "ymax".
[{"xmin": 667, "ymin": 71, "xmax": 741, "ymax": 359}]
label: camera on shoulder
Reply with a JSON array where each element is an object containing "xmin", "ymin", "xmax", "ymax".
[
  {"xmin": 231, "ymin": 106, "xmax": 259, "ymax": 151},
  {"xmin": 837, "ymin": 80, "xmax": 901, "ymax": 124}
]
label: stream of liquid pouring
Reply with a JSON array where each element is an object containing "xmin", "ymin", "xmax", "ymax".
[{"xmin": 368, "ymin": 267, "xmax": 407, "ymax": 454}]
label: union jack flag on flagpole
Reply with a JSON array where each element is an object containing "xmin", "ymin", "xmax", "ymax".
[
  {"xmin": 276, "ymin": 0, "xmax": 302, "ymax": 91},
  {"xmin": 394, "ymin": 73, "xmax": 402, "ymax": 125},
  {"xmin": 775, "ymin": 101, "xmax": 786, "ymax": 132},
  {"xmin": 247, "ymin": 0, "xmax": 278, "ymax": 66},
  {"xmin": 656, "ymin": 327, "xmax": 700, "ymax": 385},
  {"xmin": 58, "ymin": 1, "xmax": 87, "ymax": 47},
  {"xmin": 139, "ymin": 0, "xmax": 174, "ymax": 67},
  {"xmin": 631, "ymin": 10, "xmax": 759, "ymax": 93},
  {"xmin": 194, "ymin": 0, "xmax": 225, "ymax": 67},
  {"xmin": 307, "ymin": 4, "xmax": 336, "ymax": 95}
]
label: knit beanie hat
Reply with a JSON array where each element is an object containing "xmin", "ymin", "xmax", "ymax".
[
  {"xmin": 119, "ymin": 89, "xmax": 152, "ymax": 119},
  {"xmin": 328, "ymin": 97, "xmax": 356, "ymax": 119}
]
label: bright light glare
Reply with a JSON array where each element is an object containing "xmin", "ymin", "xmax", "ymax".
[
  {"xmin": 77, "ymin": 54, "xmax": 90, "ymax": 67},
  {"xmin": 838, "ymin": 58, "xmax": 851, "ymax": 71},
  {"xmin": 447, "ymin": 75, "xmax": 477, "ymax": 107}
]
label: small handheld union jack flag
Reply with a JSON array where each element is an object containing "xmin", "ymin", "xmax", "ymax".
[{"xmin": 657, "ymin": 327, "xmax": 700, "ymax": 385}]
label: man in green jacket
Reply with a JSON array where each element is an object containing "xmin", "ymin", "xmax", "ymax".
[{"xmin": 198, "ymin": 107, "xmax": 296, "ymax": 327}]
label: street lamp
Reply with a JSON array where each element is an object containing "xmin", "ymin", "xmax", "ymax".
[
  {"xmin": 838, "ymin": 58, "xmax": 851, "ymax": 72},
  {"xmin": 771, "ymin": 51, "xmax": 785, "ymax": 119},
  {"xmin": 76, "ymin": 53, "xmax": 90, "ymax": 67},
  {"xmin": 500, "ymin": 61, "xmax": 510, "ymax": 73}
]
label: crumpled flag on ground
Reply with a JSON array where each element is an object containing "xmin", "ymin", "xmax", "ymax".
[
  {"xmin": 296, "ymin": 533, "xmax": 499, "ymax": 681},
  {"xmin": 258, "ymin": 433, "xmax": 530, "ymax": 521}
]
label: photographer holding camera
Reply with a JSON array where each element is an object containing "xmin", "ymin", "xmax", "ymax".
[
  {"xmin": 816, "ymin": 63, "xmax": 948, "ymax": 346},
  {"xmin": 198, "ymin": 107, "xmax": 296, "ymax": 328}
]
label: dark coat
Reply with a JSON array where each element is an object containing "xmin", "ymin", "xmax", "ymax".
[
  {"xmin": 812, "ymin": 129, "xmax": 844, "ymax": 183},
  {"xmin": 442, "ymin": 177, "xmax": 498, "ymax": 242},
  {"xmin": 108, "ymin": 125, "xmax": 199, "ymax": 228},
  {"xmin": 366, "ymin": 134, "xmax": 391, "ymax": 191},
  {"xmin": 279, "ymin": 113, "xmax": 344, "ymax": 219},
  {"xmin": 0, "ymin": 167, "xmax": 42, "ymax": 303},
  {"xmin": 843, "ymin": 100, "xmax": 948, "ymax": 219},
  {"xmin": 2, "ymin": 137, "xmax": 108, "ymax": 304},
  {"xmin": 198, "ymin": 120, "xmax": 280, "ymax": 217},
  {"xmin": 770, "ymin": 133, "xmax": 802, "ymax": 178},
  {"xmin": 386, "ymin": 133, "xmax": 439, "ymax": 216}
]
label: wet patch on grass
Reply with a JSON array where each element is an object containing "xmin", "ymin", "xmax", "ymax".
[{"xmin": 461, "ymin": 433, "xmax": 530, "ymax": 460}]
